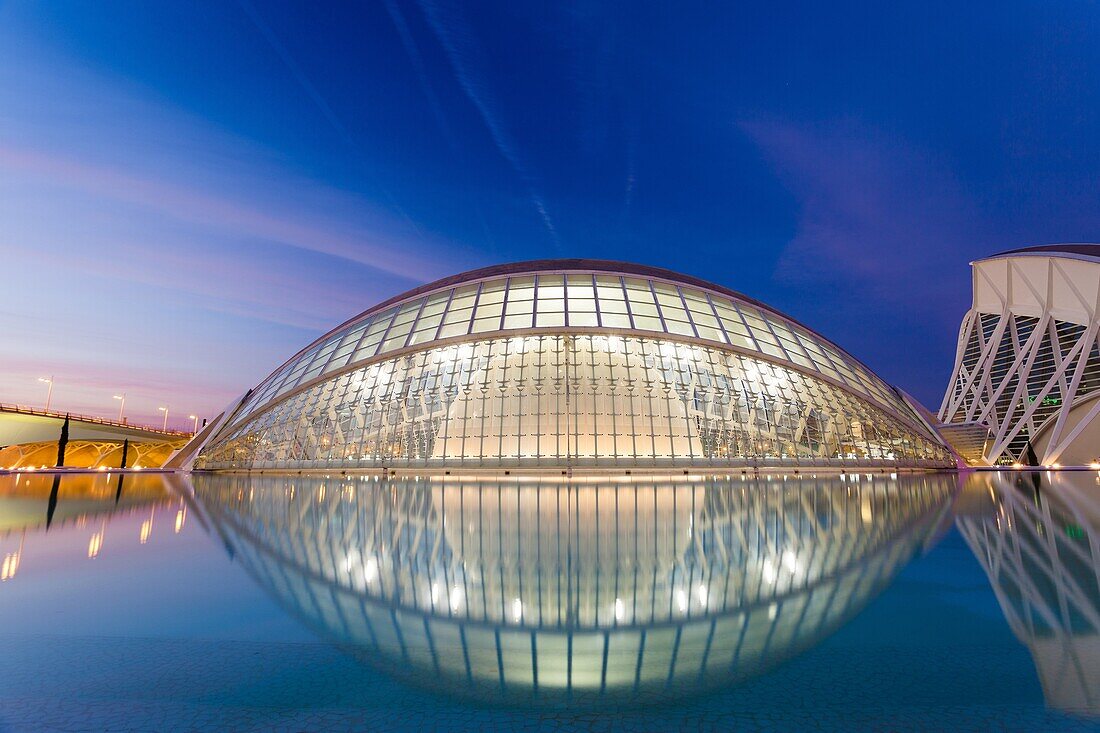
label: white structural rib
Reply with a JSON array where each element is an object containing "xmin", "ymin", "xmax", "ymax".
[{"xmin": 939, "ymin": 246, "xmax": 1100, "ymax": 466}]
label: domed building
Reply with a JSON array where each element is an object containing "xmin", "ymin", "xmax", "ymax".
[{"xmin": 193, "ymin": 260, "xmax": 952, "ymax": 471}]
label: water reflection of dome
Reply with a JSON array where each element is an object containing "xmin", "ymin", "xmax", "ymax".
[
  {"xmin": 190, "ymin": 473, "xmax": 954, "ymax": 706},
  {"xmin": 955, "ymin": 471, "xmax": 1100, "ymax": 717}
]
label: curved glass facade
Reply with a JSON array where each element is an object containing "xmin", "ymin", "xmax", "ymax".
[
  {"xmin": 190, "ymin": 473, "xmax": 955, "ymax": 705},
  {"xmin": 197, "ymin": 262, "xmax": 952, "ymax": 470},
  {"xmin": 199, "ymin": 334, "xmax": 947, "ymax": 469}
]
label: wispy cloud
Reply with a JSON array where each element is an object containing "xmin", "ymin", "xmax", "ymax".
[
  {"xmin": 237, "ymin": 0, "xmax": 353, "ymax": 146},
  {"xmin": 0, "ymin": 144, "xmax": 444, "ymax": 282},
  {"xmin": 383, "ymin": 0, "xmax": 498, "ymax": 248},
  {"xmin": 417, "ymin": 0, "xmax": 561, "ymax": 249},
  {"xmin": 0, "ymin": 38, "xmax": 470, "ymax": 417},
  {"xmin": 236, "ymin": 0, "xmax": 428, "ymax": 242}
]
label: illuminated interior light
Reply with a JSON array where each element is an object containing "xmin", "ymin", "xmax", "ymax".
[
  {"xmin": 364, "ymin": 556, "xmax": 378, "ymax": 583},
  {"xmin": 782, "ymin": 550, "xmax": 801, "ymax": 573},
  {"xmin": 449, "ymin": 585, "xmax": 463, "ymax": 611},
  {"xmin": 189, "ymin": 265, "xmax": 956, "ymax": 471}
]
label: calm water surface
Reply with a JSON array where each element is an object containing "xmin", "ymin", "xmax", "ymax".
[{"xmin": 0, "ymin": 470, "xmax": 1097, "ymax": 732}]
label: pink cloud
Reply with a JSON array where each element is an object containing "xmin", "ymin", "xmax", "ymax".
[{"xmin": 0, "ymin": 144, "xmax": 451, "ymax": 282}]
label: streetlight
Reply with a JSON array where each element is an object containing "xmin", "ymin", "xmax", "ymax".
[
  {"xmin": 158, "ymin": 405, "xmax": 169, "ymax": 431},
  {"xmin": 113, "ymin": 394, "xmax": 126, "ymax": 422},
  {"xmin": 38, "ymin": 376, "xmax": 54, "ymax": 413},
  {"xmin": 188, "ymin": 414, "xmax": 199, "ymax": 433}
]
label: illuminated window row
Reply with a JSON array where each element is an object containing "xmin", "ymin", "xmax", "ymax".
[
  {"xmin": 198, "ymin": 335, "xmax": 950, "ymax": 469},
  {"xmin": 225, "ymin": 272, "xmax": 901, "ymax": 432}
]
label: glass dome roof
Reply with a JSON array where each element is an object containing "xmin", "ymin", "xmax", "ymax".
[
  {"xmin": 224, "ymin": 261, "xmax": 917, "ymax": 430},
  {"xmin": 196, "ymin": 260, "xmax": 952, "ymax": 470}
]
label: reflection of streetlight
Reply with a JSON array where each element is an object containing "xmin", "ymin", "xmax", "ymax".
[
  {"xmin": 140, "ymin": 507, "xmax": 154, "ymax": 544},
  {"xmin": 1, "ymin": 532, "xmax": 24, "ymax": 581},
  {"xmin": 175, "ymin": 501, "xmax": 187, "ymax": 534},
  {"xmin": 188, "ymin": 414, "xmax": 199, "ymax": 433},
  {"xmin": 38, "ymin": 376, "xmax": 54, "ymax": 412},
  {"xmin": 113, "ymin": 394, "xmax": 126, "ymax": 422},
  {"xmin": 158, "ymin": 406, "xmax": 169, "ymax": 431},
  {"xmin": 88, "ymin": 520, "xmax": 106, "ymax": 558}
]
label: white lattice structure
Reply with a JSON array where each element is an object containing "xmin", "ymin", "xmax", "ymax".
[{"xmin": 939, "ymin": 245, "xmax": 1100, "ymax": 466}]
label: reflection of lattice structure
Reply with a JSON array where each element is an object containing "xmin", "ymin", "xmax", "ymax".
[
  {"xmin": 196, "ymin": 261, "xmax": 951, "ymax": 470},
  {"xmin": 190, "ymin": 473, "xmax": 953, "ymax": 705},
  {"xmin": 940, "ymin": 246, "xmax": 1100, "ymax": 466},
  {"xmin": 955, "ymin": 472, "xmax": 1100, "ymax": 716},
  {"xmin": 0, "ymin": 440, "xmax": 184, "ymax": 470}
]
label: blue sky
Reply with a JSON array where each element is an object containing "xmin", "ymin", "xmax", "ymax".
[{"xmin": 1, "ymin": 1, "xmax": 1098, "ymax": 428}]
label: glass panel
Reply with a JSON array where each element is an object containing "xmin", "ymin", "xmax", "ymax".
[
  {"xmin": 596, "ymin": 286, "xmax": 625, "ymax": 301},
  {"xmin": 473, "ymin": 301, "xmax": 504, "ymax": 320},
  {"xmin": 471, "ymin": 316, "xmax": 501, "ymax": 334},
  {"xmin": 632, "ymin": 314, "xmax": 662, "ymax": 331},
  {"xmin": 535, "ymin": 311, "xmax": 566, "ymax": 327},
  {"xmin": 567, "ymin": 284, "xmax": 594, "ymax": 299},
  {"xmin": 536, "ymin": 275, "xmax": 564, "ymax": 299},
  {"xmin": 570, "ymin": 297, "xmax": 597, "ymax": 313},
  {"xmin": 505, "ymin": 299, "xmax": 534, "ymax": 316},
  {"xmin": 438, "ymin": 322, "xmax": 469, "ymax": 339},
  {"xmin": 570, "ymin": 311, "xmax": 599, "ymax": 327},
  {"xmin": 601, "ymin": 313, "xmax": 631, "ymax": 329},
  {"xmin": 477, "ymin": 288, "xmax": 506, "ymax": 305},
  {"xmin": 508, "ymin": 286, "xmax": 535, "ymax": 302},
  {"xmin": 665, "ymin": 319, "xmax": 695, "ymax": 337},
  {"xmin": 441, "ymin": 306, "xmax": 473, "ymax": 328}
]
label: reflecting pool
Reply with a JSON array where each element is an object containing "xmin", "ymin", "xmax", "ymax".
[{"xmin": 0, "ymin": 470, "xmax": 1097, "ymax": 731}]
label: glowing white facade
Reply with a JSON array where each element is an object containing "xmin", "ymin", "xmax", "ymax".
[
  {"xmin": 939, "ymin": 245, "xmax": 1100, "ymax": 466},
  {"xmin": 196, "ymin": 261, "xmax": 951, "ymax": 470}
]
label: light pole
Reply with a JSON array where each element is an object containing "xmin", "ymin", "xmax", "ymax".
[
  {"xmin": 188, "ymin": 414, "xmax": 199, "ymax": 433},
  {"xmin": 38, "ymin": 376, "xmax": 54, "ymax": 413},
  {"xmin": 113, "ymin": 394, "xmax": 126, "ymax": 422},
  {"xmin": 158, "ymin": 405, "xmax": 169, "ymax": 431}
]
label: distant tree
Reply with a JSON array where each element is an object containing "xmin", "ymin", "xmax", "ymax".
[
  {"xmin": 56, "ymin": 414, "xmax": 70, "ymax": 467},
  {"xmin": 46, "ymin": 474, "xmax": 60, "ymax": 529}
]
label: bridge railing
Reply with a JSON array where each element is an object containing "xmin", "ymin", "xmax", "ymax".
[{"xmin": 0, "ymin": 402, "xmax": 193, "ymax": 438}]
